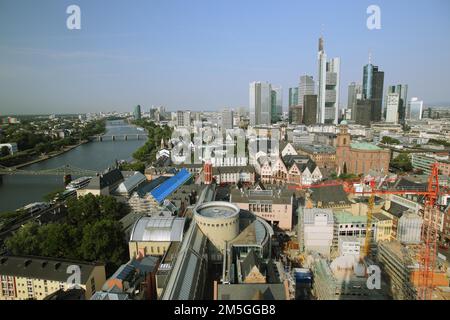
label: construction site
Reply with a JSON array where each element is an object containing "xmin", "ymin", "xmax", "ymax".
[{"xmin": 281, "ymin": 163, "xmax": 450, "ymax": 300}]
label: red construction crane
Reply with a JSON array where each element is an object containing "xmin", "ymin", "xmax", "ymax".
[{"xmin": 289, "ymin": 163, "xmax": 443, "ymax": 300}]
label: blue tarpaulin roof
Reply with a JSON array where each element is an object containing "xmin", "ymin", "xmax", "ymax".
[{"xmin": 150, "ymin": 168, "xmax": 191, "ymax": 204}]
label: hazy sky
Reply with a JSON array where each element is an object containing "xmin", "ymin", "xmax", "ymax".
[{"xmin": 1, "ymin": 0, "xmax": 449, "ymax": 115}]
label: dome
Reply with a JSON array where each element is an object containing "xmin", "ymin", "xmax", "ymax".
[{"xmin": 340, "ymin": 120, "xmax": 348, "ymax": 125}]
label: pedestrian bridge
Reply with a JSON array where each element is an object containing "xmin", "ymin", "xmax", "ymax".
[
  {"xmin": 90, "ymin": 134, "xmax": 148, "ymax": 141},
  {"xmin": 0, "ymin": 164, "xmax": 98, "ymax": 176}
]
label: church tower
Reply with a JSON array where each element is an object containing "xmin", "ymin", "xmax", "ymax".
[{"xmin": 336, "ymin": 120, "xmax": 351, "ymax": 175}]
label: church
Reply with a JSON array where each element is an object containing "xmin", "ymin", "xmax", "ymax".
[{"xmin": 335, "ymin": 121, "xmax": 391, "ymax": 176}]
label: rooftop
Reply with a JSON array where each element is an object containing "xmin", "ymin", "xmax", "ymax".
[
  {"xmin": 195, "ymin": 201, "xmax": 240, "ymax": 219},
  {"xmin": 150, "ymin": 168, "xmax": 192, "ymax": 203},
  {"xmin": 350, "ymin": 142, "xmax": 382, "ymax": 151},
  {"xmin": 130, "ymin": 216, "xmax": 186, "ymax": 242}
]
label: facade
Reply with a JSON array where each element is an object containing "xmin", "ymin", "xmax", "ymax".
[
  {"xmin": 299, "ymin": 75, "xmax": 315, "ymax": 106},
  {"xmin": 212, "ymin": 166, "xmax": 256, "ymax": 184},
  {"xmin": 408, "ymin": 97, "xmax": 423, "ymax": 120},
  {"xmin": 221, "ymin": 108, "xmax": 234, "ymax": 130},
  {"xmin": 289, "ymin": 105, "xmax": 303, "ymax": 125},
  {"xmin": 128, "ymin": 216, "xmax": 186, "ymax": 259},
  {"xmin": 77, "ymin": 169, "xmax": 124, "ymax": 197},
  {"xmin": 297, "ymin": 144, "xmax": 336, "ymax": 170},
  {"xmin": 303, "ymin": 94, "xmax": 318, "ymax": 125},
  {"xmin": 0, "ymin": 256, "xmax": 106, "ymax": 300},
  {"xmin": 335, "ymin": 123, "xmax": 390, "ymax": 175},
  {"xmin": 347, "ymin": 82, "xmax": 362, "ymax": 120},
  {"xmin": 249, "ymin": 81, "xmax": 272, "ymax": 126},
  {"xmin": 387, "ymin": 84, "xmax": 408, "ymax": 123},
  {"xmin": 271, "ymin": 85, "xmax": 283, "ymax": 122},
  {"xmin": 302, "ymin": 208, "xmax": 334, "ymax": 257},
  {"xmin": 354, "ymin": 99, "xmax": 373, "ymax": 126},
  {"xmin": 230, "ymin": 186, "xmax": 294, "ymax": 231},
  {"xmin": 385, "ymin": 92, "xmax": 400, "ymax": 123},
  {"xmin": 317, "ymin": 37, "xmax": 340, "ymax": 124},
  {"xmin": 288, "ymin": 87, "xmax": 299, "ymax": 107},
  {"xmin": 177, "ymin": 110, "xmax": 191, "ymax": 127},
  {"xmin": 363, "ymin": 63, "xmax": 384, "ymax": 122},
  {"xmin": 134, "ymin": 105, "xmax": 142, "ymax": 121}
]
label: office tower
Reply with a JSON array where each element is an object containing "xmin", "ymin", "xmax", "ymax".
[
  {"xmin": 303, "ymin": 94, "xmax": 318, "ymax": 125},
  {"xmin": 221, "ymin": 108, "xmax": 234, "ymax": 130},
  {"xmin": 299, "ymin": 75, "xmax": 315, "ymax": 106},
  {"xmin": 385, "ymin": 93, "xmax": 400, "ymax": 123},
  {"xmin": 249, "ymin": 81, "xmax": 271, "ymax": 126},
  {"xmin": 362, "ymin": 61, "xmax": 384, "ymax": 122},
  {"xmin": 347, "ymin": 82, "xmax": 362, "ymax": 120},
  {"xmin": 387, "ymin": 84, "xmax": 408, "ymax": 123},
  {"xmin": 289, "ymin": 87, "xmax": 299, "ymax": 107},
  {"xmin": 408, "ymin": 97, "xmax": 424, "ymax": 120},
  {"xmin": 134, "ymin": 105, "xmax": 142, "ymax": 121},
  {"xmin": 289, "ymin": 105, "xmax": 303, "ymax": 125},
  {"xmin": 272, "ymin": 85, "xmax": 283, "ymax": 121},
  {"xmin": 354, "ymin": 100, "xmax": 372, "ymax": 126},
  {"xmin": 177, "ymin": 110, "xmax": 191, "ymax": 127},
  {"xmin": 317, "ymin": 37, "xmax": 340, "ymax": 124}
]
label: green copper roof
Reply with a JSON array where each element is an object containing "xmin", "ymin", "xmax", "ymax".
[{"xmin": 350, "ymin": 142, "xmax": 382, "ymax": 151}]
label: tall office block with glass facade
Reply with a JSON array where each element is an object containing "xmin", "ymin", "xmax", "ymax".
[
  {"xmin": 317, "ymin": 37, "xmax": 340, "ymax": 125},
  {"xmin": 249, "ymin": 81, "xmax": 271, "ymax": 126},
  {"xmin": 289, "ymin": 87, "xmax": 299, "ymax": 107},
  {"xmin": 134, "ymin": 105, "xmax": 142, "ymax": 120},
  {"xmin": 347, "ymin": 82, "xmax": 362, "ymax": 120},
  {"xmin": 299, "ymin": 75, "xmax": 315, "ymax": 106},
  {"xmin": 362, "ymin": 63, "xmax": 384, "ymax": 122},
  {"xmin": 408, "ymin": 97, "xmax": 423, "ymax": 120},
  {"xmin": 271, "ymin": 86, "xmax": 283, "ymax": 123}
]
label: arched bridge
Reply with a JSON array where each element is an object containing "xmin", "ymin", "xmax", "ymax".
[{"xmin": 0, "ymin": 164, "xmax": 98, "ymax": 176}]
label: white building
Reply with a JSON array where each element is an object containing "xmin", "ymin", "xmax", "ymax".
[
  {"xmin": 0, "ymin": 143, "xmax": 18, "ymax": 155},
  {"xmin": 408, "ymin": 97, "xmax": 423, "ymax": 120},
  {"xmin": 317, "ymin": 37, "xmax": 340, "ymax": 125},
  {"xmin": 303, "ymin": 208, "xmax": 334, "ymax": 257},
  {"xmin": 221, "ymin": 108, "xmax": 234, "ymax": 130},
  {"xmin": 386, "ymin": 93, "xmax": 400, "ymax": 123}
]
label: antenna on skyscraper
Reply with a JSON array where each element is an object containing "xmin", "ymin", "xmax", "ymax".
[{"xmin": 368, "ymin": 49, "xmax": 372, "ymax": 65}]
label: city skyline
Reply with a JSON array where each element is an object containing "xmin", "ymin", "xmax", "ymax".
[{"xmin": 1, "ymin": 0, "xmax": 450, "ymax": 114}]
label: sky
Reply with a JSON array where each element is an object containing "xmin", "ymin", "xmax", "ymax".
[{"xmin": 0, "ymin": 0, "xmax": 450, "ymax": 115}]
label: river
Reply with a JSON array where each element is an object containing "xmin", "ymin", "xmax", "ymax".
[{"xmin": 0, "ymin": 120, "xmax": 146, "ymax": 212}]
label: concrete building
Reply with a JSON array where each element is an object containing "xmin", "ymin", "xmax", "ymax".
[
  {"xmin": 250, "ymin": 81, "xmax": 272, "ymax": 126},
  {"xmin": 302, "ymin": 208, "xmax": 334, "ymax": 257},
  {"xmin": 299, "ymin": 75, "xmax": 315, "ymax": 106},
  {"xmin": 347, "ymin": 82, "xmax": 362, "ymax": 120},
  {"xmin": 397, "ymin": 212, "xmax": 423, "ymax": 244},
  {"xmin": 212, "ymin": 166, "xmax": 256, "ymax": 184},
  {"xmin": 303, "ymin": 94, "xmax": 318, "ymax": 125},
  {"xmin": 297, "ymin": 144, "xmax": 336, "ymax": 170},
  {"xmin": 77, "ymin": 169, "xmax": 124, "ymax": 197},
  {"xmin": 387, "ymin": 84, "xmax": 408, "ymax": 123},
  {"xmin": 128, "ymin": 216, "xmax": 186, "ymax": 259},
  {"xmin": 385, "ymin": 92, "xmax": 400, "ymax": 123},
  {"xmin": 221, "ymin": 108, "xmax": 234, "ymax": 130},
  {"xmin": 289, "ymin": 105, "xmax": 303, "ymax": 125},
  {"xmin": 177, "ymin": 110, "xmax": 191, "ymax": 127},
  {"xmin": 0, "ymin": 256, "xmax": 106, "ymax": 300},
  {"xmin": 230, "ymin": 185, "xmax": 294, "ymax": 231},
  {"xmin": 317, "ymin": 36, "xmax": 340, "ymax": 124},
  {"xmin": 134, "ymin": 105, "xmax": 142, "ymax": 121},
  {"xmin": 408, "ymin": 97, "xmax": 424, "ymax": 121}
]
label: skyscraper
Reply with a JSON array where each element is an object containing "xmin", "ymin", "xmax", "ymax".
[
  {"xmin": 134, "ymin": 105, "xmax": 142, "ymax": 121},
  {"xmin": 221, "ymin": 108, "xmax": 234, "ymax": 130},
  {"xmin": 303, "ymin": 95, "xmax": 318, "ymax": 126},
  {"xmin": 249, "ymin": 81, "xmax": 271, "ymax": 126},
  {"xmin": 299, "ymin": 75, "xmax": 315, "ymax": 107},
  {"xmin": 289, "ymin": 87, "xmax": 299, "ymax": 107},
  {"xmin": 387, "ymin": 84, "xmax": 408, "ymax": 123},
  {"xmin": 272, "ymin": 85, "xmax": 283, "ymax": 120},
  {"xmin": 385, "ymin": 93, "xmax": 400, "ymax": 123},
  {"xmin": 177, "ymin": 110, "xmax": 191, "ymax": 127},
  {"xmin": 347, "ymin": 82, "xmax": 362, "ymax": 120},
  {"xmin": 408, "ymin": 97, "xmax": 423, "ymax": 120},
  {"xmin": 354, "ymin": 100, "xmax": 372, "ymax": 126},
  {"xmin": 317, "ymin": 37, "xmax": 340, "ymax": 124},
  {"xmin": 362, "ymin": 62, "xmax": 384, "ymax": 122},
  {"xmin": 289, "ymin": 105, "xmax": 303, "ymax": 125}
]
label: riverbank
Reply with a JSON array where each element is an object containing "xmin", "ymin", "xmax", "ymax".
[{"xmin": 14, "ymin": 140, "xmax": 89, "ymax": 169}]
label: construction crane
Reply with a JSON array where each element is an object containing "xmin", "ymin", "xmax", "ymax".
[{"xmin": 288, "ymin": 163, "xmax": 443, "ymax": 300}]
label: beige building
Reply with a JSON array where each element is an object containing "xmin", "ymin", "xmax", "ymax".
[
  {"xmin": 0, "ymin": 256, "xmax": 106, "ymax": 300},
  {"xmin": 128, "ymin": 216, "xmax": 186, "ymax": 259}
]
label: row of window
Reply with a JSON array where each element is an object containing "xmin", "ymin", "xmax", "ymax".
[{"xmin": 197, "ymin": 219, "xmax": 238, "ymax": 228}]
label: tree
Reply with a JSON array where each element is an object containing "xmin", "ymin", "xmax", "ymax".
[
  {"xmin": 381, "ymin": 136, "xmax": 400, "ymax": 145},
  {"xmin": 390, "ymin": 153, "xmax": 413, "ymax": 172},
  {"xmin": 79, "ymin": 219, "xmax": 127, "ymax": 272},
  {"xmin": 5, "ymin": 222, "xmax": 41, "ymax": 256},
  {"xmin": 0, "ymin": 146, "xmax": 10, "ymax": 157}
]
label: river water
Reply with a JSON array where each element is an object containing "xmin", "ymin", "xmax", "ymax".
[{"xmin": 0, "ymin": 120, "xmax": 145, "ymax": 212}]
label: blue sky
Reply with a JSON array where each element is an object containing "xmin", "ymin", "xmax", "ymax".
[{"xmin": 0, "ymin": 0, "xmax": 449, "ymax": 114}]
